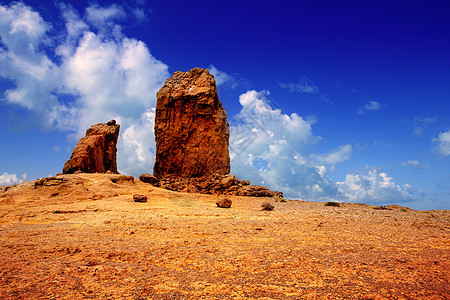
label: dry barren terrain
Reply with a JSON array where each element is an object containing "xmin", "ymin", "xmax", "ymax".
[{"xmin": 0, "ymin": 174, "xmax": 449, "ymax": 299}]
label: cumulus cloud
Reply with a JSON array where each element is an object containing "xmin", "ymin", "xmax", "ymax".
[
  {"xmin": 337, "ymin": 166, "xmax": 421, "ymax": 204},
  {"xmin": 279, "ymin": 76, "xmax": 319, "ymax": 94},
  {"xmin": 357, "ymin": 101, "xmax": 383, "ymax": 115},
  {"xmin": 0, "ymin": 172, "xmax": 27, "ymax": 186},
  {"xmin": 229, "ymin": 90, "xmax": 421, "ymax": 205},
  {"xmin": 432, "ymin": 130, "xmax": 450, "ymax": 157},
  {"xmin": 85, "ymin": 3, "xmax": 126, "ymax": 36},
  {"xmin": 229, "ymin": 90, "xmax": 351, "ymax": 201},
  {"xmin": 0, "ymin": 2, "xmax": 64, "ymax": 130},
  {"xmin": 118, "ymin": 109, "xmax": 157, "ymax": 175},
  {"xmin": 0, "ymin": 2, "xmax": 422, "ymax": 206},
  {"xmin": 0, "ymin": 2, "xmax": 168, "ymax": 175}
]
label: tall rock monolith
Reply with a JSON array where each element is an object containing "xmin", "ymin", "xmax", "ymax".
[
  {"xmin": 153, "ymin": 68, "xmax": 230, "ymax": 178},
  {"xmin": 63, "ymin": 120, "xmax": 120, "ymax": 174}
]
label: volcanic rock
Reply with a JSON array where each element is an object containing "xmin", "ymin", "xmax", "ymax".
[
  {"xmin": 154, "ymin": 174, "xmax": 284, "ymax": 198},
  {"xmin": 261, "ymin": 202, "xmax": 275, "ymax": 211},
  {"xmin": 111, "ymin": 175, "xmax": 134, "ymax": 184},
  {"xmin": 133, "ymin": 194, "xmax": 147, "ymax": 203},
  {"xmin": 221, "ymin": 174, "xmax": 236, "ymax": 188},
  {"xmin": 63, "ymin": 121, "xmax": 120, "ymax": 174},
  {"xmin": 153, "ymin": 68, "xmax": 230, "ymax": 178},
  {"xmin": 34, "ymin": 176, "xmax": 68, "ymax": 188},
  {"xmin": 139, "ymin": 174, "xmax": 160, "ymax": 186},
  {"xmin": 216, "ymin": 198, "xmax": 232, "ymax": 208}
]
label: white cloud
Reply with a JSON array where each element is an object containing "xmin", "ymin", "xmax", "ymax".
[
  {"xmin": 60, "ymin": 31, "xmax": 168, "ymax": 133},
  {"xmin": 0, "ymin": 2, "xmax": 48, "ymax": 45},
  {"xmin": 229, "ymin": 90, "xmax": 350, "ymax": 201},
  {"xmin": 117, "ymin": 109, "xmax": 157, "ymax": 175},
  {"xmin": 401, "ymin": 160, "xmax": 430, "ymax": 170},
  {"xmin": 308, "ymin": 144, "xmax": 353, "ymax": 166},
  {"xmin": 0, "ymin": 2, "xmax": 169, "ymax": 176},
  {"xmin": 229, "ymin": 90, "xmax": 422, "ymax": 205},
  {"xmin": 279, "ymin": 76, "xmax": 319, "ymax": 94},
  {"xmin": 208, "ymin": 65, "xmax": 237, "ymax": 88},
  {"xmin": 0, "ymin": 3, "xmax": 423, "ymax": 207},
  {"xmin": 433, "ymin": 130, "xmax": 450, "ymax": 157},
  {"xmin": 337, "ymin": 166, "xmax": 421, "ymax": 204},
  {"xmin": 59, "ymin": 3, "xmax": 88, "ymax": 42},
  {"xmin": 85, "ymin": 3, "xmax": 126, "ymax": 34},
  {"xmin": 132, "ymin": 8, "xmax": 146, "ymax": 22},
  {"xmin": 0, "ymin": 172, "xmax": 27, "ymax": 186},
  {"xmin": 0, "ymin": 2, "xmax": 64, "ymax": 129},
  {"xmin": 357, "ymin": 101, "xmax": 383, "ymax": 115}
]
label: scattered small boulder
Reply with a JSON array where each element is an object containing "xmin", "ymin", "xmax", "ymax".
[
  {"xmin": 111, "ymin": 175, "xmax": 134, "ymax": 184},
  {"xmin": 373, "ymin": 205, "xmax": 391, "ymax": 210},
  {"xmin": 35, "ymin": 176, "xmax": 67, "ymax": 188},
  {"xmin": 324, "ymin": 201, "xmax": 340, "ymax": 207},
  {"xmin": 261, "ymin": 202, "xmax": 275, "ymax": 211},
  {"xmin": 133, "ymin": 194, "xmax": 147, "ymax": 203},
  {"xmin": 216, "ymin": 198, "xmax": 232, "ymax": 208},
  {"xmin": 139, "ymin": 174, "xmax": 160, "ymax": 186},
  {"xmin": 221, "ymin": 174, "xmax": 235, "ymax": 188}
]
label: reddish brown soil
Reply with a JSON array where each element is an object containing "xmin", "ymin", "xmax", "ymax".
[{"xmin": 0, "ymin": 174, "xmax": 448, "ymax": 299}]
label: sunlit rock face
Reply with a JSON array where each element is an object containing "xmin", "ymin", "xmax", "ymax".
[
  {"xmin": 63, "ymin": 120, "xmax": 120, "ymax": 174},
  {"xmin": 153, "ymin": 68, "xmax": 230, "ymax": 179}
]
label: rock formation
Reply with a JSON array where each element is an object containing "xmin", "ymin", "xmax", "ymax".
[
  {"xmin": 63, "ymin": 120, "xmax": 120, "ymax": 174},
  {"xmin": 141, "ymin": 173, "xmax": 283, "ymax": 198},
  {"xmin": 148, "ymin": 68, "xmax": 283, "ymax": 198},
  {"xmin": 153, "ymin": 68, "xmax": 230, "ymax": 178}
]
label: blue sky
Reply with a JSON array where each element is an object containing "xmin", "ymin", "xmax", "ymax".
[{"xmin": 0, "ymin": 0, "xmax": 449, "ymax": 210}]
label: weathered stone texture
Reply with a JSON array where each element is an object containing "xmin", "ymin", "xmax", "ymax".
[
  {"xmin": 141, "ymin": 173, "xmax": 284, "ymax": 198},
  {"xmin": 63, "ymin": 120, "xmax": 120, "ymax": 174},
  {"xmin": 216, "ymin": 198, "xmax": 232, "ymax": 208},
  {"xmin": 153, "ymin": 68, "xmax": 230, "ymax": 178}
]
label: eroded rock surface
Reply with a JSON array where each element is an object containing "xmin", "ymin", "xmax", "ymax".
[
  {"xmin": 142, "ymin": 173, "xmax": 283, "ymax": 198},
  {"xmin": 63, "ymin": 120, "xmax": 120, "ymax": 174},
  {"xmin": 216, "ymin": 198, "xmax": 232, "ymax": 208},
  {"xmin": 133, "ymin": 194, "xmax": 148, "ymax": 203},
  {"xmin": 153, "ymin": 68, "xmax": 230, "ymax": 178},
  {"xmin": 139, "ymin": 174, "xmax": 159, "ymax": 185}
]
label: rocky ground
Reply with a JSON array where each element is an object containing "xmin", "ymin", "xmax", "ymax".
[{"xmin": 0, "ymin": 173, "xmax": 448, "ymax": 299}]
